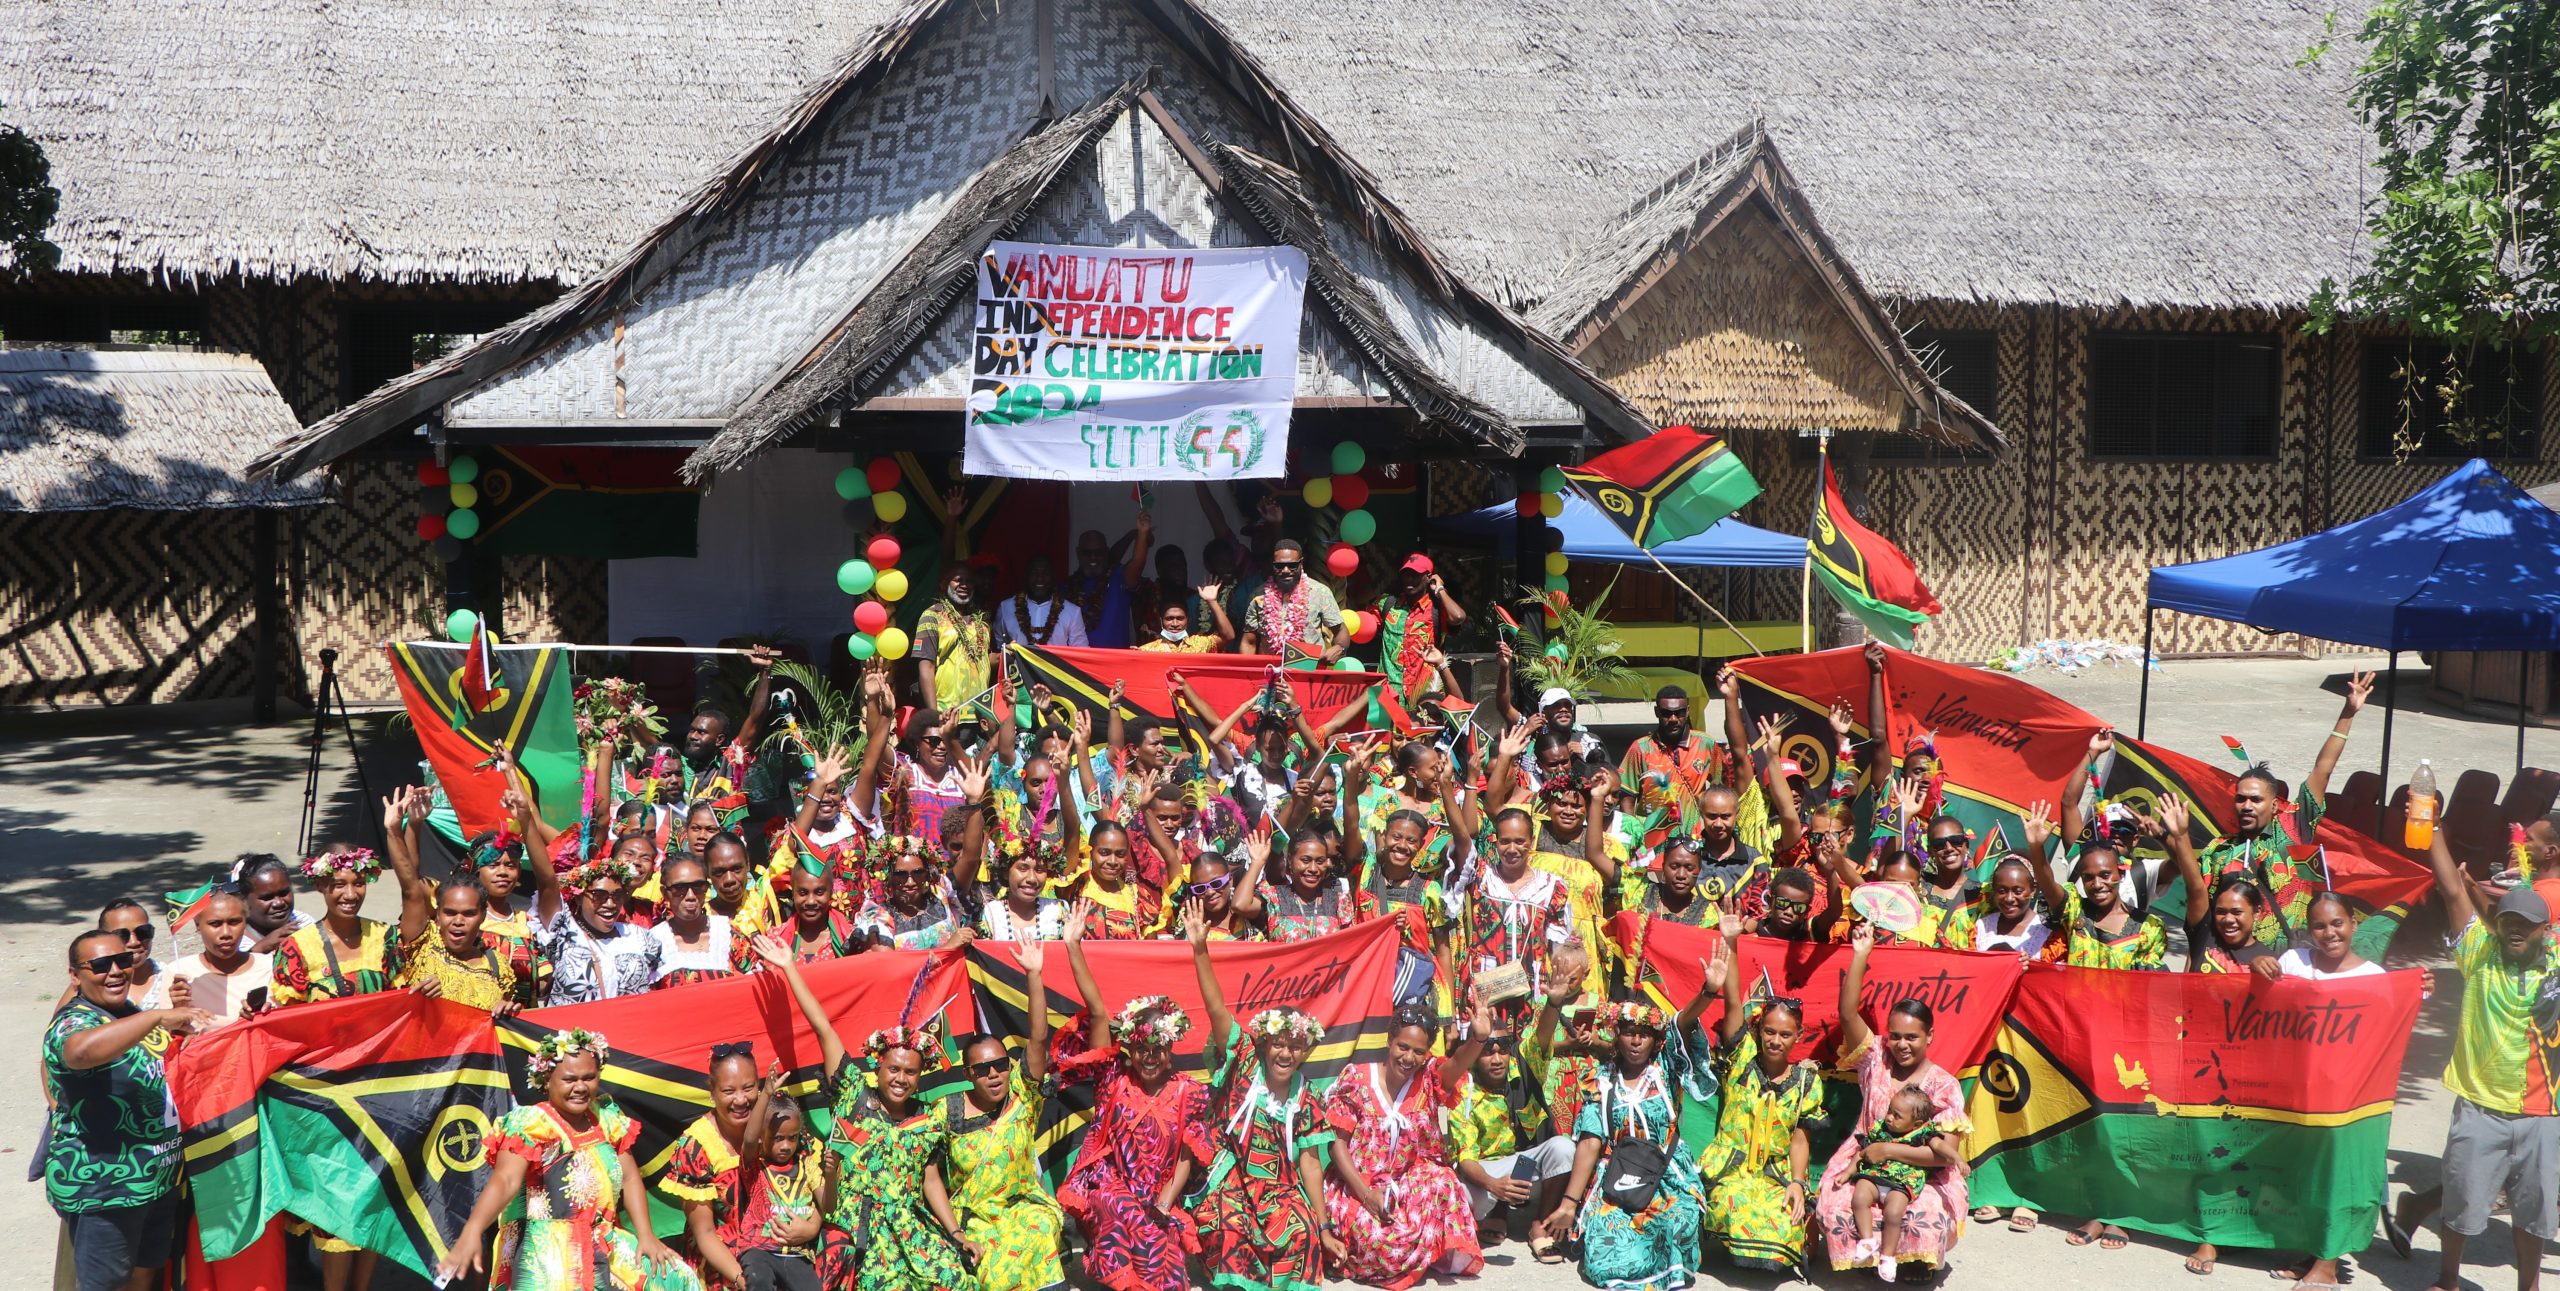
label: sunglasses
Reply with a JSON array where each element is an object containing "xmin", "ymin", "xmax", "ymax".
[
  {"xmin": 586, "ymin": 887, "xmax": 629, "ymax": 905},
  {"xmin": 664, "ymin": 880, "xmax": 710, "ymax": 897},
  {"xmin": 1927, "ymin": 835, "xmax": 1969, "ymax": 850},
  {"xmin": 1270, "ymin": 560, "xmax": 1303, "ymax": 571},
  {"xmin": 1654, "ymin": 708, "xmax": 1687, "ymax": 719},
  {"xmin": 1767, "ymin": 896, "xmax": 1811, "ymax": 916},
  {"xmin": 113, "ymin": 925, "xmax": 156, "ymax": 945},
  {"xmin": 966, "ymin": 1055, "xmax": 1014, "ymax": 1078},
  {"xmin": 1807, "ymin": 830, "xmax": 1844, "ymax": 844},
  {"xmin": 81, "ymin": 950, "xmax": 141, "ymax": 975},
  {"xmin": 1186, "ymin": 875, "xmax": 1235, "ymax": 897},
  {"xmin": 918, "ymin": 734, "xmax": 949, "ymax": 747},
  {"xmin": 889, "ymin": 868, "xmax": 931, "ymax": 884}
]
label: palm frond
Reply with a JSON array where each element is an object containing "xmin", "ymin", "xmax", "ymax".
[{"xmin": 1513, "ymin": 574, "xmax": 1640, "ymax": 701}]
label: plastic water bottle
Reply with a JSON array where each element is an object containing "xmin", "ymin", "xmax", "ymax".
[{"xmin": 2404, "ymin": 759, "xmax": 2438, "ymax": 850}]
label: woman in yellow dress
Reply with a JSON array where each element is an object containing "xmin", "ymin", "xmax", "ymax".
[
  {"xmin": 1523, "ymin": 773, "xmax": 1621, "ymax": 1004},
  {"xmin": 385, "ymin": 786, "xmax": 536, "ymax": 1015},
  {"xmin": 939, "ymin": 940, "xmax": 1065, "ymax": 1291}
]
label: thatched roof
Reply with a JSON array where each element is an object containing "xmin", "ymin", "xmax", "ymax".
[
  {"xmin": 1540, "ymin": 123, "xmax": 2003, "ymax": 453},
  {"xmin": 1, "ymin": 0, "xmax": 2370, "ymax": 311},
  {"xmin": 0, "ymin": 349, "xmax": 329, "ymax": 512}
]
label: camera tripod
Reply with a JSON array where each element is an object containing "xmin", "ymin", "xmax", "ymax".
[{"xmin": 296, "ymin": 648, "xmax": 383, "ymax": 859}]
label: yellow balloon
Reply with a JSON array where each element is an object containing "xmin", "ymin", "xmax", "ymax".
[
  {"xmin": 448, "ymin": 481, "xmax": 478, "ymax": 509},
  {"xmin": 1539, "ymin": 491, "xmax": 1564, "ymax": 518},
  {"xmin": 1302, "ymin": 477, "xmax": 1334, "ymax": 509},
  {"xmin": 1544, "ymin": 551, "xmax": 1569, "ymax": 577},
  {"xmin": 875, "ymin": 568, "xmax": 910, "ymax": 602},
  {"xmin": 1343, "ymin": 609, "xmax": 1364, "ymax": 638},
  {"xmin": 875, "ymin": 627, "xmax": 911, "ymax": 660},
  {"xmin": 873, "ymin": 490, "xmax": 909, "ymax": 522}
]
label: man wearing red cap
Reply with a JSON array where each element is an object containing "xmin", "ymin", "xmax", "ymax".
[{"xmin": 1374, "ymin": 553, "xmax": 1467, "ymax": 701}]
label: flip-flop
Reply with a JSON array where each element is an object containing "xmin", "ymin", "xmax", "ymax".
[
  {"xmin": 2187, "ymin": 1254, "xmax": 2217, "ymax": 1275},
  {"xmin": 1973, "ymin": 1206, "xmax": 2005, "ymax": 1223},
  {"xmin": 2100, "ymin": 1227, "xmax": 2129, "ymax": 1250},
  {"xmin": 2383, "ymin": 1209, "xmax": 2413, "ymax": 1260},
  {"xmin": 1530, "ymin": 1235, "xmax": 1566, "ymax": 1265},
  {"xmin": 2065, "ymin": 1228, "xmax": 2098, "ymax": 1248},
  {"xmin": 2271, "ymin": 1268, "xmax": 2307, "ymax": 1280},
  {"xmin": 2290, "ymin": 1283, "xmax": 2346, "ymax": 1291},
  {"xmin": 2008, "ymin": 1210, "xmax": 2040, "ymax": 1234}
]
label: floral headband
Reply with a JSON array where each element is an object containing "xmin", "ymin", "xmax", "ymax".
[
  {"xmin": 1244, "ymin": 1006, "xmax": 1327, "ymax": 1046},
  {"xmin": 528, "ymin": 1027, "xmax": 609, "ymax": 1081},
  {"xmin": 468, "ymin": 828, "xmax": 523, "ymax": 869},
  {"xmin": 298, "ymin": 846, "xmax": 381, "ymax": 882},
  {"xmin": 1109, "ymin": 995, "xmax": 1194, "ymax": 1047},
  {"xmin": 863, "ymin": 1022, "xmax": 942, "ymax": 1063},
  {"xmin": 863, "ymin": 834, "xmax": 937, "ymax": 868},
  {"xmin": 563, "ymin": 856, "xmax": 641, "ymax": 897},
  {"xmin": 1601, "ymin": 1000, "xmax": 1667, "ymax": 1033}
]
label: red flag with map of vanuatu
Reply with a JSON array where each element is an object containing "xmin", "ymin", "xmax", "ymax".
[
  {"xmin": 1005, "ymin": 644, "xmax": 1377, "ymax": 761},
  {"xmin": 1968, "ymin": 963, "xmax": 2423, "ymax": 1256}
]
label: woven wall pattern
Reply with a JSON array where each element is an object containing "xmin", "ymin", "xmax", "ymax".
[{"xmin": 0, "ymin": 510, "xmax": 264, "ymax": 706}]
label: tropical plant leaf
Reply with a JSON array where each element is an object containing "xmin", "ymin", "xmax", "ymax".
[{"xmin": 1512, "ymin": 574, "xmax": 1639, "ymax": 701}]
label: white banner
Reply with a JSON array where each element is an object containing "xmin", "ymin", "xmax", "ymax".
[{"xmin": 965, "ymin": 241, "xmax": 1308, "ymax": 481}]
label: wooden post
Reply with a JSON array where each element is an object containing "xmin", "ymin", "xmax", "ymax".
[{"xmin": 2137, "ymin": 607, "xmax": 2155, "ymax": 740}]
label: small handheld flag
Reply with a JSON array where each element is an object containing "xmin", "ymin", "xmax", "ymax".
[
  {"xmin": 2221, "ymin": 736, "xmax": 2252, "ymax": 766},
  {"xmin": 456, "ymin": 615, "xmax": 499, "ymax": 727}
]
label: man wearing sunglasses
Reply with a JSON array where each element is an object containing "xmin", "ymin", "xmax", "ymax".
[
  {"xmin": 1239, "ymin": 538, "xmax": 1346, "ymax": 666},
  {"xmin": 45, "ymin": 928, "xmax": 214, "ymax": 1291}
]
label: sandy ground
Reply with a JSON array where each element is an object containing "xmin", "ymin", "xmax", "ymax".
[{"xmin": 3, "ymin": 654, "xmax": 2554, "ymax": 1290}]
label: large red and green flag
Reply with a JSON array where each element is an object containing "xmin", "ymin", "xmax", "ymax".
[
  {"xmin": 1004, "ymin": 644, "xmax": 1377, "ymax": 763},
  {"xmin": 1559, "ymin": 424, "xmax": 1761, "ymax": 548},
  {"xmin": 173, "ymin": 995, "xmax": 512, "ymax": 1279},
  {"xmin": 386, "ymin": 640, "xmax": 581, "ymax": 837},
  {"xmin": 1612, "ymin": 914, "xmax": 2023, "ymax": 1071},
  {"xmin": 966, "ymin": 920, "xmax": 1402, "ymax": 1179},
  {"xmin": 469, "ymin": 446, "xmax": 700, "ymax": 559},
  {"xmin": 1809, "ymin": 458, "xmax": 1941, "ymax": 648},
  {"xmin": 1967, "ymin": 963, "xmax": 2423, "ymax": 1255}
]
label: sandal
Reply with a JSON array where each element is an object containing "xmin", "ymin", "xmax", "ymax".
[
  {"xmin": 2008, "ymin": 1209, "xmax": 2040, "ymax": 1234},
  {"xmin": 2100, "ymin": 1226, "xmax": 2129, "ymax": 1250},
  {"xmin": 2187, "ymin": 1251, "xmax": 2217, "ymax": 1276},
  {"xmin": 1973, "ymin": 1206, "xmax": 2005, "ymax": 1223},
  {"xmin": 1530, "ymin": 1235, "xmax": 1566, "ymax": 1265},
  {"xmin": 2065, "ymin": 1224, "xmax": 2100, "ymax": 1248}
]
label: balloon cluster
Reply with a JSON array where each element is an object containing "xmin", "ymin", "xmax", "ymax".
[
  {"xmin": 1524, "ymin": 464, "xmax": 1568, "ymax": 622},
  {"xmin": 443, "ymin": 608, "xmax": 490, "ymax": 644},
  {"xmin": 414, "ymin": 455, "xmax": 483, "ymax": 558},
  {"xmin": 835, "ymin": 457, "xmax": 912, "ymax": 661},
  {"xmin": 1299, "ymin": 442, "xmax": 1374, "ymax": 581}
]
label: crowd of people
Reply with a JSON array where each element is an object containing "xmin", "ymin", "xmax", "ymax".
[{"xmin": 37, "ymin": 523, "xmax": 2560, "ymax": 1291}]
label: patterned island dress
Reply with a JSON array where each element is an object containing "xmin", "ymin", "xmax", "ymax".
[
  {"xmin": 1192, "ymin": 1026, "xmax": 1335, "ymax": 1291},
  {"xmin": 486, "ymin": 1103, "xmax": 704, "ymax": 1291},
  {"xmin": 1572, "ymin": 1023, "xmax": 1719, "ymax": 1291},
  {"xmin": 823, "ymin": 1073, "xmax": 977, "ymax": 1291},
  {"xmin": 940, "ymin": 1071, "xmax": 1067, "ymax": 1291},
  {"xmin": 1321, "ymin": 1057, "xmax": 1481, "ymax": 1289},
  {"xmin": 1050, "ymin": 1035, "xmax": 1211, "ymax": 1291},
  {"xmin": 1696, "ymin": 1033, "xmax": 1828, "ymax": 1271},
  {"xmin": 1812, "ymin": 1041, "xmax": 1970, "ymax": 1273}
]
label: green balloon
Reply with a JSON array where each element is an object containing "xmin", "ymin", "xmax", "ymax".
[
  {"xmin": 1543, "ymin": 571, "xmax": 1569, "ymax": 592},
  {"xmin": 1331, "ymin": 441, "xmax": 1366, "ymax": 475},
  {"xmin": 1333, "ymin": 656, "xmax": 1364, "ymax": 672},
  {"xmin": 1538, "ymin": 465, "xmax": 1567, "ymax": 493},
  {"xmin": 1339, "ymin": 508, "xmax": 1377, "ymax": 545},
  {"xmin": 445, "ymin": 507, "xmax": 480, "ymax": 539},
  {"xmin": 445, "ymin": 609, "xmax": 478, "ymax": 643},
  {"xmin": 837, "ymin": 559, "xmax": 877, "ymax": 596},
  {"xmin": 845, "ymin": 633, "xmax": 877, "ymax": 661},
  {"xmin": 447, "ymin": 455, "xmax": 480, "ymax": 485},
  {"xmin": 834, "ymin": 467, "xmax": 872, "ymax": 501}
]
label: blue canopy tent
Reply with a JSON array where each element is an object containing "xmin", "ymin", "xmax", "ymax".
[
  {"xmin": 1436, "ymin": 493, "xmax": 1804, "ymax": 568},
  {"xmin": 2142, "ymin": 458, "xmax": 2560, "ymax": 780}
]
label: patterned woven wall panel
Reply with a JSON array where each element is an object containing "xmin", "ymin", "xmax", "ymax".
[{"xmin": 0, "ymin": 510, "xmax": 265, "ymax": 706}]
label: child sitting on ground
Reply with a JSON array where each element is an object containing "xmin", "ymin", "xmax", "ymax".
[{"xmin": 1850, "ymin": 1084, "xmax": 1944, "ymax": 1282}]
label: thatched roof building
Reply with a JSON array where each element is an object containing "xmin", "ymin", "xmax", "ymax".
[
  {"xmin": 0, "ymin": 0, "xmax": 2369, "ymax": 314},
  {"xmin": 0, "ymin": 349, "xmax": 327, "ymax": 512}
]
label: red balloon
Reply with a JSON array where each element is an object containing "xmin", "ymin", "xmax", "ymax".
[
  {"xmin": 416, "ymin": 460, "xmax": 449, "ymax": 487},
  {"xmin": 1516, "ymin": 492, "xmax": 1540, "ymax": 516},
  {"xmin": 865, "ymin": 457, "xmax": 903, "ymax": 494},
  {"xmin": 853, "ymin": 600, "xmax": 891, "ymax": 634},
  {"xmin": 1332, "ymin": 474, "xmax": 1370, "ymax": 510},
  {"xmin": 415, "ymin": 513, "xmax": 447, "ymax": 540},
  {"xmin": 1351, "ymin": 613, "xmax": 1380, "ymax": 644},
  {"xmin": 867, "ymin": 535, "xmax": 902, "ymax": 569},
  {"xmin": 1325, "ymin": 543, "xmax": 1359, "ymax": 578}
]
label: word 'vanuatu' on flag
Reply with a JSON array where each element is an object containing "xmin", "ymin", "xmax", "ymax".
[
  {"xmin": 967, "ymin": 241, "xmax": 1309, "ymax": 482},
  {"xmin": 1810, "ymin": 458, "xmax": 1942, "ymax": 648},
  {"xmin": 1614, "ymin": 914, "xmax": 2022, "ymax": 1070},
  {"xmin": 1560, "ymin": 424, "xmax": 1762, "ymax": 549},
  {"xmin": 966, "ymin": 920, "xmax": 1403, "ymax": 1180},
  {"xmin": 1967, "ymin": 963, "xmax": 2423, "ymax": 1257},
  {"xmin": 386, "ymin": 640, "xmax": 581, "ymax": 838},
  {"xmin": 173, "ymin": 995, "xmax": 512, "ymax": 1279},
  {"xmin": 1004, "ymin": 643, "xmax": 1376, "ymax": 763}
]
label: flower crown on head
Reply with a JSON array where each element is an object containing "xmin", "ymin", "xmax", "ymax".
[
  {"xmin": 527, "ymin": 1027, "xmax": 609, "ymax": 1082},
  {"xmin": 994, "ymin": 823, "xmax": 1072, "ymax": 877},
  {"xmin": 1602, "ymin": 1000, "xmax": 1667, "ymax": 1032},
  {"xmin": 563, "ymin": 856, "xmax": 641, "ymax": 897},
  {"xmin": 298, "ymin": 846, "xmax": 381, "ymax": 882},
  {"xmin": 467, "ymin": 828, "xmax": 523, "ymax": 869},
  {"xmin": 862, "ymin": 834, "xmax": 936, "ymax": 869},
  {"xmin": 1109, "ymin": 995, "xmax": 1193, "ymax": 1047},
  {"xmin": 863, "ymin": 1022, "xmax": 942, "ymax": 1063},
  {"xmin": 1245, "ymin": 1006, "xmax": 1327, "ymax": 1046}
]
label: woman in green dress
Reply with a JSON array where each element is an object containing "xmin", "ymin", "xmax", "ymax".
[
  {"xmin": 754, "ymin": 932, "xmax": 978, "ymax": 1291},
  {"xmin": 435, "ymin": 1029, "xmax": 698, "ymax": 1290},
  {"xmin": 1696, "ymin": 920, "xmax": 1826, "ymax": 1272},
  {"xmin": 940, "ymin": 940, "xmax": 1066, "ymax": 1291}
]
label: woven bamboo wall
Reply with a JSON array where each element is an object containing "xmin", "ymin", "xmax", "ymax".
[
  {"xmin": 1580, "ymin": 203, "xmax": 1907, "ymax": 436},
  {"xmin": 0, "ymin": 510, "xmax": 269, "ymax": 705}
]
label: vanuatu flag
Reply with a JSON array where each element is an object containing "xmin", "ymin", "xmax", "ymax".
[
  {"xmin": 174, "ymin": 995, "xmax": 513, "ymax": 1278},
  {"xmin": 966, "ymin": 921, "xmax": 1402, "ymax": 1180},
  {"xmin": 1968, "ymin": 964, "xmax": 2423, "ymax": 1257},
  {"xmin": 1809, "ymin": 458, "xmax": 1941, "ymax": 648},
  {"xmin": 1560, "ymin": 424, "xmax": 1761, "ymax": 548},
  {"xmin": 386, "ymin": 640, "xmax": 581, "ymax": 838},
  {"xmin": 1004, "ymin": 644, "xmax": 1377, "ymax": 763},
  {"xmin": 469, "ymin": 445, "xmax": 699, "ymax": 559}
]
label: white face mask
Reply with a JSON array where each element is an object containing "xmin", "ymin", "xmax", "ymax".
[{"xmin": 1161, "ymin": 627, "xmax": 1186, "ymax": 643}]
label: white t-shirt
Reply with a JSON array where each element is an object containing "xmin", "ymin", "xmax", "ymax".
[
  {"xmin": 2276, "ymin": 948, "xmax": 2385, "ymax": 980},
  {"xmin": 162, "ymin": 952, "xmax": 273, "ymax": 1022},
  {"xmin": 1972, "ymin": 915, "xmax": 2054, "ymax": 959},
  {"xmin": 996, "ymin": 595, "xmax": 1089, "ymax": 649}
]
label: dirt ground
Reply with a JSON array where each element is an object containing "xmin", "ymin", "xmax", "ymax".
[{"xmin": 3, "ymin": 654, "xmax": 2554, "ymax": 1290}]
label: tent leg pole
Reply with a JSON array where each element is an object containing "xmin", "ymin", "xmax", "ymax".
[
  {"xmin": 2137, "ymin": 608, "xmax": 2155, "ymax": 740},
  {"xmin": 2378, "ymin": 652, "xmax": 2398, "ymax": 810},
  {"xmin": 2520, "ymin": 675, "xmax": 2530, "ymax": 780}
]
